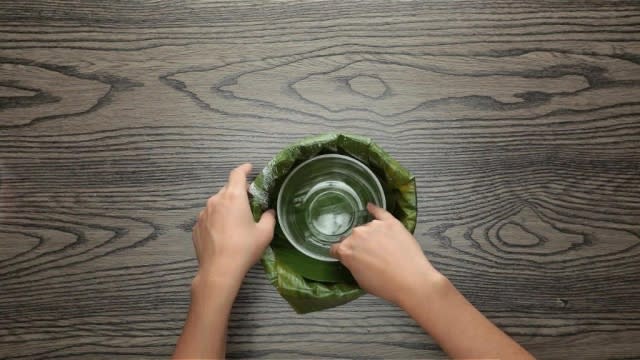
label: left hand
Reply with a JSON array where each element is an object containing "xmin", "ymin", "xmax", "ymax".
[{"xmin": 192, "ymin": 163, "xmax": 276, "ymax": 284}]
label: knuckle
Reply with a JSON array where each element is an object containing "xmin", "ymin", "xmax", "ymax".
[
  {"xmin": 351, "ymin": 226, "xmax": 365, "ymax": 237},
  {"xmin": 338, "ymin": 245, "xmax": 353, "ymax": 259},
  {"xmin": 226, "ymin": 188, "xmax": 244, "ymax": 199},
  {"xmin": 206, "ymin": 195, "xmax": 218, "ymax": 207},
  {"xmin": 370, "ymin": 219, "xmax": 384, "ymax": 228},
  {"xmin": 330, "ymin": 245, "xmax": 339, "ymax": 257}
]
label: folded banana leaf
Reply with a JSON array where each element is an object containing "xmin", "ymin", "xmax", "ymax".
[{"xmin": 249, "ymin": 133, "xmax": 417, "ymax": 313}]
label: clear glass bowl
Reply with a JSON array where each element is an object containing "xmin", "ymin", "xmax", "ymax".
[{"xmin": 277, "ymin": 154, "xmax": 386, "ymax": 262}]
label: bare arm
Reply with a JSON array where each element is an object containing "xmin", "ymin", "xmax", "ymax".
[
  {"xmin": 400, "ymin": 272, "xmax": 533, "ymax": 359},
  {"xmin": 173, "ymin": 164, "xmax": 276, "ymax": 359},
  {"xmin": 330, "ymin": 203, "xmax": 533, "ymax": 359},
  {"xmin": 173, "ymin": 275, "xmax": 239, "ymax": 359}
]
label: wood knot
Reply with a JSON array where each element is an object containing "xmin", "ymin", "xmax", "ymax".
[{"xmin": 347, "ymin": 75, "xmax": 389, "ymax": 99}]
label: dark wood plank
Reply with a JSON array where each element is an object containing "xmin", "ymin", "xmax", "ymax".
[{"xmin": 1, "ymin": 1, "xmax": 639, "ymax": 358}]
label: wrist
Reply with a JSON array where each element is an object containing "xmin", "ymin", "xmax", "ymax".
[
  {"xmin": 197, "ymin": 260, "xmax": 248, "ymax": 286},
  {"xmin": 188, "ymin": 271, "xmax": 241, "ymax": 326},
  {"xmin": 398, "ymin": 267, "xmax": 450, "ymax": 312},
  {"xmin": 192, "ymin": 268, "xmax": 243, "ymax": 297}
]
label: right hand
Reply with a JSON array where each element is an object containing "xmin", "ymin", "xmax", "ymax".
[{"xmin": 330, "ymin": 203, "xmax": 440, "ymax": 306}]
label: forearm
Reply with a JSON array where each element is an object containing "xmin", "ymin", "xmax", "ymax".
[
  {"xmin": 400, "ymin": 273, "xmax": 533, "ymax": 360},
  {"xmin": 173, "ymin": 274, "xmax": 241, "ymax": 359}
]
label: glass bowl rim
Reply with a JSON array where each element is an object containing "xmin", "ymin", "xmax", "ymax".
[{"xmin": 276, "ymin": 153, "xmax": 387, "ymax": 262}]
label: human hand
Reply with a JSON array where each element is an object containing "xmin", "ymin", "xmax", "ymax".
[
  {"xmin": 329, "ymin": 203, "xmax": 439, "ymax": 306},
  {"xmin": 192, "ymin": 163, "xmax": 276, "ymax": 285}
]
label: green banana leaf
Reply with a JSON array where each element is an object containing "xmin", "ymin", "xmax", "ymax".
[{"xmin": 250, "ymin": 133, "xmax": 417, "ymax": 314}]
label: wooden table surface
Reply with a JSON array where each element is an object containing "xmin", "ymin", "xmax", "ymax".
[{"xmin": 1, "ymin": 1, "xmax": 640, "ymax": 359}]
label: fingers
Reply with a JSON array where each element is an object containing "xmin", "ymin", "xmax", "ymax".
[
  {"xmin": 329, "ymin": 242, "xmax": 341, "ymax": 260},
  {"xmin": 227, "ymin": 163, "xmax": 252, "ymax": 192},
  {"xmin": 330, "ymin": 239, "xmax": 354, "ymax": 263},
  {"xmin": 367, "ymin": 202, "xmax": 394, "ymax": 221},
  {"xmin": 256, "ymin": 209, "xmax": 276, "ymax": 245}
]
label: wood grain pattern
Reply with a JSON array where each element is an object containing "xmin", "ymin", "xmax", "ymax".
[{"xmin": 1, "ymin": 1, "xmax": 639, "ymax": 358}]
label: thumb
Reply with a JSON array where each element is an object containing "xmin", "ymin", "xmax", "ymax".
[
  {"xmin": 367, "ymin": 202, "xmax": 394, "ymax": 221},
  {"xmin": 256, "ymin": 209, "xmax": 276, "ymax": 246}
]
